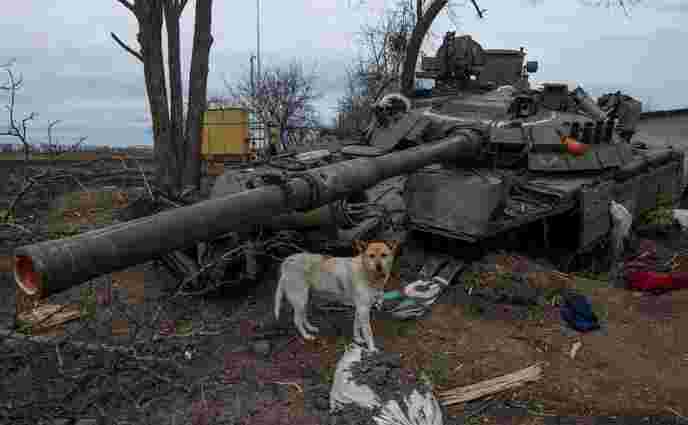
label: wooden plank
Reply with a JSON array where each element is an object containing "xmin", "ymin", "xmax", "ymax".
[
  {"xmin": 17, "ymin": 303, "xmax": 81, "ymax": 332},
  {"xmin": 438, "ymin": 363, "xmax": 543, "ymax": 406}
]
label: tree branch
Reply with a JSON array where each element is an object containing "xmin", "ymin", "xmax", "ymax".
[
  {"xmin": 111, "ymin": 32, "xmax": 144, "ymax": 62},
  {"xmin": 48, "ymin": 119, "xmax": 61, "ymax": 141},
  {"xmin": 469, "ymin": 0, "xmax": 486, "ymax": 18},
  {"xmin": 21, "ymin": 112, "xmax": 37, "ymax": 140},
  {"xmin": 115, "ymin": 0, "xmax": 136, "ymax": 14}
]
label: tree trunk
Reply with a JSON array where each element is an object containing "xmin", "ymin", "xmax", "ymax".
[
  {"xmin": 137, "ymin": 0, "xmax": 175, "ymax": 196},
  {"xmin": 280, "ymin": 124, "xmax": 288, "ymax": 151},
  {"xmin": 164, "ymin": 3, "xmax": 185, "ymax": 193},
  {"xmin": 184, "ymin": 0, "xmax": 213, "ymax": 189},
  {"xmin": 400, "ymin": 0, "xmax": 447, "ymax": 97}
]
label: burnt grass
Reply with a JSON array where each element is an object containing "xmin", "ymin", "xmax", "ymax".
[{"xmin": 2, "ymin": 162, "xmax": 688, "ymax": 424}]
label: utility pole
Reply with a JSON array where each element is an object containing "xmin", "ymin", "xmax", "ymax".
[
  {"xmin": 250, "ymin": 54, "xmax": 256, "ymax": 97},
  {"xmin": 256, "ymin": 0, "xmax": 261, "ymax": 78}
]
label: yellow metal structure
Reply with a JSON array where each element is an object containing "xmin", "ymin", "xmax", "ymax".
[{"xmin": 201, "ymin": 108, "xmax": 250, "ymax": 160}]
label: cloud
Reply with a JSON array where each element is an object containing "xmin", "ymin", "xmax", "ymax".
[
  {"xmin": 0, "ymin": 0, "xmax": 686, "ymax": 147},
  {"xmin": 652, "ymin": 1, "xmax": 688, "ymax": 13}
]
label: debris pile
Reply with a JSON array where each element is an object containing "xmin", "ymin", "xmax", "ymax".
[
  {"xmin": 462, "ymin": 253, "xmax": 572, "ymax": 307},
  {"xmin": 330, "ymin": 346, "xmax": 444, "ymax": 425},
  {"xmin": 348, "ymin": 351, "xmax": 427, "ymax": 402},
  {"xmin": 623, "ymin": 239, "xmax": 688, "ymax": 292}
]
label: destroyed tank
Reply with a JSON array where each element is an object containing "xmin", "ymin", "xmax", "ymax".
[
  {"xmin": 12, "ymin": 32, "xmax": 685, "ymax": 298},
  {"xmin": 336, "ymin": 31, "xmax": 685, "ymax": 268}
]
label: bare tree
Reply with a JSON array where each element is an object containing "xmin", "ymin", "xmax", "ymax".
[
  {"xmin": 45, "ymin": 119, "xmax": 88, "ymax": 164},
  {"xmin": 112, "ymin": 0, "xmax": 213, "ymax": 197},
  {"xmin": 356, "ymin": 0, "xmax": 417, "ymax": 101},
  {"xmin": 349, "ymin": 1, "xmax": 485, "ymax": 97},
  {"xmin": 224, "ymin": 61, "xmax": 323, "ymax": 151},
  {"xmin": 399, "ymin": 0, "xmax": 487, "ymax": 96},
  {"xmin": 335, "ymin": 0, "xmax": 425, "ymax": 136},
  {"xmin": 0, "ymin": 61, "xmax": 37, "ymax": 161},
  {"xmin": 336, "ymin": 66, "xmax": 375, "ymax": 137},
  {"xmin": 354, "ymin": 0, "xmax": 639, "ymax": 96},
  {"xmin": 529, "ymin": 0, "xmax": 641, "ymax": 14}
]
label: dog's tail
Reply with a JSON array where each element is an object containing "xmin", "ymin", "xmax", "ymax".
[{"xmin": 274, "ymin": 270, "xmax": 284, "ymax": 320}]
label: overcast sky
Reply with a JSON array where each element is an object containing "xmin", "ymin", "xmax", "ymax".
[{"xmin": 0, "ymin": 0, "xmax": 686, "ymax": 147}]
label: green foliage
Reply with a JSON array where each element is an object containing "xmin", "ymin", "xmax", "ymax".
[
  {"xmin": 526, "ymin": 400, "xmax": 545, "ymax": 415},
  {"xmin": 463, "ymin": 302, "xmax": 484, "ymax": 319},
  {"xmin": 463, "ymin": 269, "xmax": 515, "ymax": 291},
  {"xmin": 527, "ymin": 304, "xmax": 545, "ymax": 322},
  {"xmin": 571, "ymin": 274, "xmax": 611, "ymax": 296},
  {"xmin": 639, "ymin": 192, "xmax": 675, "ymax": 226},
  {"xmin": 79, "ymin": 286, "xmax": 97, "ymax": 321},
  {"xmin": 15, "ymin": 319, "xmax": 33, "ymax": 335},
  {"xmin": 422, "ymin": 351, "xmax": 451, "ymax": 387},
  {"xmin": 59, "ymin": 191, "xmax": 119, "ymax": 215},
  {"xmin": 0, "ymin": 209, "xmax": 14, "ymax": 223},
  {"xmin": 542, "ymin": 287, "xmax": 565, "ymax": 306},
  {"xmin": 657, "ymin": 192, "xmax": 673, "ymax": 208},
  {"xmin": 47, "ymin": 222, "xmax": 81, "ymax": 240},
  {"xmin": 462, "ymin": 270, "xmax": 481, "ymax": 289},
  {"xmin": 46, "ymin": 191, "xmax": 121, "ymax": 239},
  {"xmin": 575, "ymin": 270, "xmax": 609, "ymax": 282},
  {"xmin": 379, "ymin": 318, "xmax": 418, "ymax": 338},
  {"xmin": 175, "ymin": 319, "xmax": 193, "ymax": 336},
  {"xmin": 318, "ymin": 336, "xmax": 351, "ymax": 385},
  {"xmin": 593, "ymin": 304, "xmax": 608, "ymax": 323},
  {"xmin": 335, "ymin": 335, "xmax": 352, "ymax": 353},
  {"xmin": 493, "ymin": 270, "xmax": 515, "ymax": 289},
  {"xmin": 639, "ymin": 207, "xmax": 673, "ymax": 226},
  {"xmin": 464, "ymin": 415, "xmax": 484, "ymax": 425}
]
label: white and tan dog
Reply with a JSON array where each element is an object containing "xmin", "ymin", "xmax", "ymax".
[{"xmin": 274, "ymin": 240, "xmax": 400, "ymax": 351}]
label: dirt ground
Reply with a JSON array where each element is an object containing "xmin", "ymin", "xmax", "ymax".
[
  {"xmin": 299, "ymin": 238, "xmax": 688, "ymax": 416},
  {"xmin": 2, "ymin": 156, "xmax": 688, "ymax": 425}
]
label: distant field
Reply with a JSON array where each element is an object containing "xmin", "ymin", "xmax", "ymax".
[
  {"xmin": 0, "ymin": 152, "xmax": 153, "ymax": 161},
  {"xmin": 0, "ymin": 152, "xmax": 98, "ymax": 161}
]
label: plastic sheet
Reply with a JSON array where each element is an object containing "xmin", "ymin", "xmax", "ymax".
[
  {"xmin": 672, "ymin": 209, "xmax": 688, "ymax": 230},
  {"xmin": 610, "ymin": 200, "xmax": 633, "ymax": 258},
  {"xmin": 330, "ymin": 345, "xmax": 444, "ymax": 425},
  {"xmin": 382, "ymin": 277, "xmax": 448, "ymax": 319}
]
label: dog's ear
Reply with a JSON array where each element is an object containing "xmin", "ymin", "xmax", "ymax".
[
  {"xmin": 353, "ymin": 240, "xmax": 367, "ymax": 255},
  {"xmin": 385, "ymin": 240, "xmax": 401, "ymax": 254}
]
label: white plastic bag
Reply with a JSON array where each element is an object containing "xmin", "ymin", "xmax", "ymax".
[
  {"xmin": 610, "ymin": 200, "xmax": 632, "ymax": 257},
  {"xmin": 673, "ymin": 209, "xmax": 688, "ymax": 230},
  {"xmin": 682, "ymin": 155, "xmax": 688, "ymax": 191},
  {"xmin": 330, "ymin": 345, "xmax": 444, "ymax": 425}
]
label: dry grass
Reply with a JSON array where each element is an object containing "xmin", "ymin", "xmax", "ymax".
[{"xmin": 47, "ymin": 190, "xmax": 129, "ymax": 238}]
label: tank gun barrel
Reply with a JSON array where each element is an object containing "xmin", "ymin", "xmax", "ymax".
[{"xmin": 13, "ymin": 130, "xmax": 484, "ymax": 298}]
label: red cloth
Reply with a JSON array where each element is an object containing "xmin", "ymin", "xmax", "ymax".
[
  {"xmin": 623, "ymin": 241, "xmax": 658, "ymax": 277},
  {"xmin": 624, "ymin": 239, "xmax": 688, "ymax": 291},
  {"xmin": 627, "ymin": 271, "xmax": 688, "ymax": 291}
]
